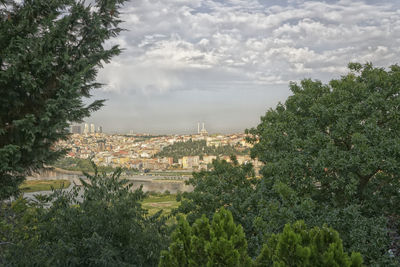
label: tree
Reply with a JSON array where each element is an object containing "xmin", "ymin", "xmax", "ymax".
[
  {"xmin": 246, "ymin": 62, "xmax": 400, "ymax": 265},
  {"xmin": 159, "ymin": 210, "xmax": 363, "ymax": 267},
  {"xmin": 1, "ymin": 164, "xmax": 169, "ymax": 266},
  {"xmin": 156, "ymin": 140, "xmax": 249, "ymax": 162},
  {"xmin": 159, "ymin": 208, "xmax": 252, "ymax": 267},
  {"xmin": 0, "ymin": 0, "xmax": 127, "ymax": 199},
  {"xmin": 175, "ymin": 158, "xmax": 260, "ymax": 255},
  {"xmin": 251, "ymin": 181, "xmax": 391, "ymax": 265},
  {"xmin": 247, "ymin": 62, "xmax": 400, "ymax": 215},
  {"xmin": 254, "ymin": 221, "xmax": 363, "ymax": 267},
  {"xmin": 176, "ymin": 63, "xmax": 399, "ymax": 265}
]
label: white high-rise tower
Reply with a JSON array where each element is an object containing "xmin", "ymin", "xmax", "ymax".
[{"xmin": 84, "ymin": 123, "xmax": 89, "ymax": 134}]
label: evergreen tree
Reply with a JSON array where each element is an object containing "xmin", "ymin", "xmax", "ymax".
[
  {"xmin": 254, "ymin": 221, "xmax": 363, "ymax": 267},
  {"xmin": 176, "ymin": 158, "xmax": 260, "ymax": 255},
  {"xmin": 159, "ymin": 208, "xmax": 252, "ymax": 267},
  {"xmin": 0, "ymin": 0, "xmax": 127, "ymax": 199}
]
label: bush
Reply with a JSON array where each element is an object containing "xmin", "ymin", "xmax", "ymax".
[{"xmin": 1, "ymin": 165, "xmax": 169, "ymax": 266}]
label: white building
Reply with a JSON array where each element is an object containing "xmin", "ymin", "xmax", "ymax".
[{"xmin": 83, "ymin": 123, "xmax": 89, "ymax": 134}]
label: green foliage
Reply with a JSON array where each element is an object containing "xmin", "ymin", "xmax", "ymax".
[
  {"xmin": 54, "ymin": 156, "xmax": 119, "ymax": 173},
  {"xmin": 312, "ymin": 205, "xmax": 392, "ymax": 266},
  {"xmin": 252, "ymin": 181, "xmax": 317, "ymax": 242},
  {"xmin": 247, "ymin": 63, "xmax": 400, "ymax": 214},
  {"xmin": 244, "ymin": 62, "xmax": 400, "ymax": 265},
  {"xmin": 177, "ymin": 64, "xmax": 399, "ymax": 265},
  {"xmin": 1, "ymin": 165, "xmax": 169, "ymax": 266},
  {"xmin": 156, "ymin": 140, "xmax": 249, "ymax": 162},
  {"xmin": 254, "ymin": 221, "xmax": 363, "ymax": 267},
  {"xmin": 252, "ymin": 181, "xmax": 393, "ymax": 265},
  {"xmin": 176, "ymin": 159, "xmax": 260, "ymax": 255},
  {"xmin": 159, "ymin": 208, "xmax": 252, "ymax": 267},
  {"xmin": 0, "ymin": 0, "xmax": 127, "ymax": 199}
]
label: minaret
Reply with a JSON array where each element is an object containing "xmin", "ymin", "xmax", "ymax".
[
  {"xmin": 198, "ymin": 122, "xmax": 200, "ymax": 134},
  {"xmin": 200, "ymin": 122, "xmax": 208, "ymax": 136}
]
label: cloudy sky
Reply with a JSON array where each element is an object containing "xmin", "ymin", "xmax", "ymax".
[{"xmin": 87, "ymin": 0, "xmax": 400, "ymax": 134}]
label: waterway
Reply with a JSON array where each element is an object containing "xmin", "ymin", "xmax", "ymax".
[{"xmin": 24, "ymin": 169, "xmax": 193, "ymax": 199}]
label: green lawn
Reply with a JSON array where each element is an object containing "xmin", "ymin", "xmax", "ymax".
[
  {"xmin": 141, "ymin": 194, "xmax": 180, "ymax": 216},
  {"xmin": 20, "ymin": 179, "xmax": 71, "ymax": 192}
]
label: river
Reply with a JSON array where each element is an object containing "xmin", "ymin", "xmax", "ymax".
[{"xmin": 24, "ymin": 169, "xmax": 193, "ymax": 199}]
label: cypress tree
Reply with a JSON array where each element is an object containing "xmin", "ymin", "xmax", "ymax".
[{"xmin": 0, "ymin": 0, "xmax": 127, "ymax": 199}]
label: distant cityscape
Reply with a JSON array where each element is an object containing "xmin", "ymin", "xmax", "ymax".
[
  {"xmin": 60, "ymin": 122, "xmax": 262, "ymax": 172},
  {"xmin": 70, "ymin": 123, "xmax": 103, "ymax": 135},
  {"xmin": 70, "ymin": 121, "xmax": 209, "ymax": 135}
]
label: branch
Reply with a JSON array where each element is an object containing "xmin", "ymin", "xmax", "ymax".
[{"xmin": 356, "ymin": 168, "xmax": 380, "ymax": 195}]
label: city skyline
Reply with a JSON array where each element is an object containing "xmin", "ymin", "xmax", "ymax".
[{"xmin": 75, "ymin": 121, "xmax": 243, "ymax": 135}]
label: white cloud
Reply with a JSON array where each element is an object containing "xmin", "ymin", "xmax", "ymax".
[{"xmin": 97, "ymin": 0, "xmax": 400, "ymax": 95}]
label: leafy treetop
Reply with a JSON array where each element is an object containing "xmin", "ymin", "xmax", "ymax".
[{"xmin": 247, "ymin": 63, "xmax": 400, "ymax": 214}]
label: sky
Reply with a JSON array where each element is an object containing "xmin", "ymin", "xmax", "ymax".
[{"xmin": 87, "ymin": 0, "xmax": 400, "ymax": 134}]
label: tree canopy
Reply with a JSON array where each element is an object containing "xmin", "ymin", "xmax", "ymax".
[
  {"xmin": 178, "ymin": 63, "xmax": 400, "ymax": 265},
  {"xmin": 248, "ymin": 62, "xmax": 400, "ymax": 214},
  {"xmin": 0, "ymin": 0, "xmax": 127, "ymax": 199},
  {"xmin": 156, "ymin": 140, "xmax": 249, "ymax": 163}
]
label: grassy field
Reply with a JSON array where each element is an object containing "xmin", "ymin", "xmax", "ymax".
[
  {"xmin": 20, "ymin": 179, "xmax": 71, "ymax": 192},
  {"xmin": 141, "ymin": 194, "xmax": 180, "ymax": 216}
]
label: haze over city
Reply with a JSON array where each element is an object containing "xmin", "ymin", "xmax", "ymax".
[{"xmin": 86, "ymin": 0, "xmax": 400, "ymax": 134}]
